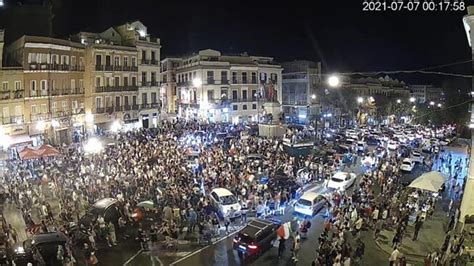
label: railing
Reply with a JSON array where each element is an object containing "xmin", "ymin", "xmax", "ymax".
[
  {"xmin": 13, "ymin": 90, "xmax": 24, "ymax": 99},
  {"xmin": 1, "ymin": 91, "xmax": 10, "ymax": 100},
  {"xmin": 114, "ymin": 106, "xmax": 123, "ymax": 112},
  {"xmin": 141, "ymin": 81, "xmax": 160, "ymax": 87},
  {"xmin": 52, "ymin": 111, "xmax": 71, "ymax": 118},
  {"xmin": 131, "ymin": 104, "xmax": 139, "ymax": 110},
  {"xmin": 29, "ymin": 90, "xmax": 49, "ymax": 98},
  {"xmin": 51, "ymin": 88, "xmax": 84, "ymax": 96},
  {"xmin": 70, "ymin": 65, "xmax": 85, "ymax": 71},
  {"xmin": 150, "ymin": 59, "xmax": 158, "ymax": 65},
  {"xmin": 141, "ymin": 59, "xmax": 150, "ymax": 65},
  {"xmin": 105, "ymin": 65, "xmax": 113, "ymax": 71},
  {"xmin": 140, "ymin": 103, "xmax": 150, "ymax": 109},
  {"xmin": 151, "ymin": 102, "xmax": 160, "ymax": 108},
  {"xmin": 207, "ymin": 79, "xmax": 215, "ymax": 85},
  {"xmin": 229, "ymin": 98, "xmax": 257, "ymax": 103},
  {"xmin": 95, "ymin": 86, "xmax": 139, "ymax": 93},
  {"xmin": 1, "ymin": 115, "xmax": 23, "ymax": 125},
  {"xmin": 95, "ymin": 65, "xmax": 104, "ymax": 71},
  {"xmin": 30, "ymin": 114, "xmax": 49, "ymax": 122},
  {"xmin": 95, "ymin": 108, "xmax": 105, "ymax": 114},
  {"xmin": 106, "ymin": 107, "xmax": 114, "ymax": 113},
  {"xmin": 124, "ymin": 105, "xmax": 131, "ymax": 111},
  {"xmin": 28, "ymin": 63, "xmax": 74, "ymax": 71},
  {"xmin": 177, "ymin": 81, "xmax": 191, "ymax": 86},
  {"xmin": 221, "ymin": 79, "xmax": 229, "ymax": 85}
]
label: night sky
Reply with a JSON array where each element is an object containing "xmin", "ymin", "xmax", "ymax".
[{"xmin": 3, "ymin": 0, "xmax": 474, "ymax": 88}]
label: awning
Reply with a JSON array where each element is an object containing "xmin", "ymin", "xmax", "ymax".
[
  {"xmin": 9, "ymin": 134, "xmax": 33, "ymax": 147},
  {"xmin": 408, "ymin": 171, "xmax": 447, "ymax": 192}
]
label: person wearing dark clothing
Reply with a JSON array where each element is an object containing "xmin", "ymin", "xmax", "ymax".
[
  {"xmin": 278, "ymin": 238, "xmax": 286, "ymax": 258},
  {"xmin": 413, "ymin": 219, "xmax": 423, "ymax": 241}
]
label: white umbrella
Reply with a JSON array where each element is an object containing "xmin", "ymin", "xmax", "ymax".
[{"xmin": 408, "ymin": 171, "xmax": 447, "ymax": 192}]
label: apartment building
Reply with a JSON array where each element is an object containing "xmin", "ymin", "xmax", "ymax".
[
  {"xmin": 160, "ymin": 57, "xmax": 180, "ymax": 115},
  {"xmin": 4, "ymin": 35, "xmax": 86, "ymax": 145},
  {"xmin": 163, "ymin": 49, "xmax": 282, "ymax": 123}
]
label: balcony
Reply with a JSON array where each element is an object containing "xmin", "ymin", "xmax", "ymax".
[
  {"xmin": 13, "ymin": 90, "xmax": 24, "ymax": 99},
  {"xmin": 106, "ymin": 107, "xmax": 114, "ymax": 113},
  {"xmin": 124, "ymin": 105, "xmax": 131, "ymax": 111},
  {"xmin": 30, "ymin": 113, "xmax": 49, "ymax": 122},
  {"xmin": 207, "ymin": 79, "xmax": 215, "ymax": 85},
  {"xmin": 141, "ymin": 81, "xmax": 160, "ymax": 87},
  {"xmin": 177, "ymin": 81, "xmax": 192, "ymax": 87},
  {"xmin": 141, "ymin": 59, "xmax": 150, "ymax": 65},
  {"xmin": 105, "ymin": 65, "xmax": 113, "ymax": 71},
  {"xmin": 1, "ymin": 91, "xmax": 10, "ymax": 100},
  {"xmin": 95, "ymin": 86, "xmax": 139, "ymax": 93},
  {"xmin": 95, "ymin": 107, "xmax": 105, "ymax": 114},
  {"xmin": 52, "ymin": 111, "xmax": 71, "ymax": 118},
  {"xmin": 221, "ymin": 79, "xmax": 229, "ymax": 85},
  {"xmin": 29, "ymin": 90, "xmax": 49, "ymax": 98},
  {"xmin": 114, "ymin": 106, "xmax": 123, "ymax": 112},
  {"xmin": 95, "ymin": 65, "xmax": 104, "ymax": 71},
  {"xmin": 28, "ymin": 63, "xmax": 72, "ymax": 71},
  {"xmin": 51, "ymin": 88, "xmax": 85, "ymax": 96},
  {"xmin": 131, "ymin": 104, "xmax": 139, "ymax": 110},
  {"xmin": 151, "ymin": 102, "xmax": 160, "ymax": 108},
  {"xmin": 70, "ymin": 65, "xmax": 85, "ymax": 71},
  {"xmin": 1, "ymin": 115, "xmax": 23, "ymax": 125},
  {"xmin": 251, "ymin": 78, "xmax": 257, "ymax": 84},
  {"xmin": 151, "ymin": 59, "xmax": 158, "ymax": 65}
]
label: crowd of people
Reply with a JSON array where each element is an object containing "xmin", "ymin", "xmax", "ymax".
[{"xmin": 0, "ymin": 119, "xmax": 469, "ymax": 265}]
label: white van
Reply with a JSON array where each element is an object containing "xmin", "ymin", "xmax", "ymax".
[
  {"xmin": 210, "ymin": 188, "xmax": 241, "ymax": 218},
  {"xmin": 294, "ymin": 192, "xmax": 326, "ymax": 216}
]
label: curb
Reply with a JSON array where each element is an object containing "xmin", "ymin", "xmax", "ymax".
[{"xmin": 374, "ymin": 238, "xmax": 426, "ymax": 263}]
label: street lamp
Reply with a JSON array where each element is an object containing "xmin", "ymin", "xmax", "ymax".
[
  {"xmin": 327, "ymin": 75, "xmax": 340, "ymax": 88},
  {"xmin": 409, "ymin": 97, "xmax": 416, "ymax": 103},
  {"xmin": 84, "ymin": 137, "xmax": 103, "ymax": 154},
  {"xmin": 85, "ymin": 113, "xmax": 94, "ymax": 124},
  {"xmin": 396, "ymin": 99, "xmax": 401, "ymax": 104},
  {"xmin": 429, "ymin": 101, "xmax": 435, "ymax": 106},
  {"xmin": 357, "ymin": 97, "xmax": 364, "ymax": 104},
  {"xmin": 311, "ymin": 94, "xmax": 316, "ymax": 100},
  {"xmin": 111, "ymin": 120, "xmax": 121, "ymax": 133},
  {"xmin": 192, "ymin": 77, "xmax": 202, "ymax": 88},
  {"xmin": 437, "ymin": 103, "xmax": 442, "ymax": 108}
]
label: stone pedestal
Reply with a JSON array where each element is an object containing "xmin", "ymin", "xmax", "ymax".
[{"xmin": 262, "ymin": 101, "xmax": 281, "ymax": 123}]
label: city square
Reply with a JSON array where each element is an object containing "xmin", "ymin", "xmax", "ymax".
[{"xmin": 0, "ymin": 1, "xmax": 472, "ymax": 266}]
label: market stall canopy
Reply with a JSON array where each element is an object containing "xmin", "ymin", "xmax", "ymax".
[
  {"xmin": 19, "ymin": 147, "xmax": 41, "ymax": 160},
  {"xmin": 408, "ymin": 171, "xmax": 447, "ymax": 192},
  {"xmin": 37, "ymin": 144, "xmax": 60, "ymax": 157}
]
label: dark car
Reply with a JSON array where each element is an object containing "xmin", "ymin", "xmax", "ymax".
[
  {"xmin": 79, "ymin": 198, "xmax": 121, "ymax": 228},
  {"xmin": 12, "ymin": 232, "xmax": 69, "ymax": 265},
  {"xmin": 233, "ymin": 219, "xmax": 280, "ymax": 259}
]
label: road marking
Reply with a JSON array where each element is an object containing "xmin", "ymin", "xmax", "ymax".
[
  {"xmin": 169, "ymin": 229, "xmax": 241, "ymax": 265},
  {"xmin": 123, "ymin": 248, "xmax": 144, "ymax": 265}
]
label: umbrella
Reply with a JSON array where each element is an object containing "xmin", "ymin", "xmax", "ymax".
[
  {"xmin": 137, "ymin": 200, "xmax": 154, "ymax": 209},
  {"xmin": 19, "ymin": 147, "xmax": 41, "ymax": 160},
  {"xmin": 37, "ymin": 144, "xmax": 60, "ymax": 157},
  {"xmin": 408, "ymin": 171, "xmax": 447, "ymax": 192}
]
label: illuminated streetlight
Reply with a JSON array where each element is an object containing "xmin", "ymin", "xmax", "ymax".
[
  {"xmin": 192, "ymin": 77, "xmax": 202, "ymax": 88},
  {"xmin": 51, "ymin": 119, "xmax": 60, "ymax": 128},
  {"xmin": 36, "ymin": 120, "xmax": 46, "ymax": 131},
  {"xmin": 84, "ymin": 137, "xmax": 103, "ymax": 154},
  {"xmin": 357, "ymin": 97, "xmax": 364, "ymax": 104},
  {"xmin": 437, "ymin": 103, "xmax": 442, "ymax": 108},
  {"xmin": 311, "ymin": 94, "xmax": 316, "ymax": 100},
  {"xmin": 429, "ymin": 101, "xmax": 435, "ymax": 106},
  {"xmin": 409, "ymin": 97, "xmax": 416, "ymax": 103},
  {"xmin": 110, "ymin": 120, "xmax": 121, "ymax": 133},
  {"xmin": 85, "ymin": 113, "xmax": 94, "ymax": 124},
  {"xmin": 396, "ymin": 99, "xmax": 401, "ymax": 104},
  {"xmin": 327, "ymin": 75, "xmax": 340, "ymax": 88}
]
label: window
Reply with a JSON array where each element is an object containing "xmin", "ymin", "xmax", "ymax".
[
  {"xmin": 79, "ymin": 79, "xmax": 84, "ymax": 89},
  {"xmin": 252, "ymin": 89, "xmax": 257, "ymax": 100},
  {"xmin": 242, "ymin": 90, "xmax": 247, "ymax": 100},
  {"xmin": 115, "ymin": 96, "xmax": 120, "ymax": 107},
  {"xmin": 31, "ymin": 105, "xmax": 37, "ymax": 115},
  {"xmin": 151, "ymin": 72, "xmax": 156, "ymax": 83},
  {"xmin": 62, "ymin": 101, "xmax": 68, "ymax": 110},
  {"xmin": 72, "ymin": 100, "xmax": 78, "ymax": 111},
  {"xmin": 221, "ymin": 71, "xmax": 228, "ymax": 83},
  {"xmin": 207, "ymin": 71, "xmax": 214, "ymax": 84},
  {"xmin": 242, "ymin": 72, "xmax": 248, "ymax": 84},
  {"xmin": 96, "ymin": 77, "xmax": 101, "ymax": 87},
  {"xmin": 30, "ymin": 80, "xmax": 37, "ymax": 94},
  {"xmin": 15, "ymin": 81, "xmax": 21, "ymax": 91},
  {"xmin": 2, "ymin": 82, "xmax": 7, "ymax": 91},
  {"xmin": 151, "ymin": 51, "xmax": 156, "ymax": 61},
  {"xmin": 41, "ymin": 104, "xmax": 47, "ymax": 113},
  {"xmin": 151, "ymin": 92, "xmax": 157, "ymax": 103},
  {"xmin": 252, "ymin": 72, "xmax": 257, "ymax": 84},
  {"xmin": 40, "ymin": 80, "xmax": 47, "ymax": 91},
  {"xmin": 232, "ymin": 90, "xmax": 238, "ymax": 100},
  {"xmin": 141, "ymin": 50, "xmax": 146, "ymax": 61},
  {"xmin": 131, "ymin": 57, "xmax": 137, "ymax": 66},
  {"xmin": 124, "ymin": 96, "xmax": 129, "ymax": 106},
  {"xmin": 207, "ymin": 90, "xmax": 214, "ymax": 100},
  {"xmin": 220, "ymin": 88, "xmax": 228, "ymax": 99},
  {"xmin": 52, "ymin": 102, "xmax": 57, "ymax": 113},
  {"xmin": 252, "ymin": 104, "xmax": 257, "ymax": 109},
  {"xmin": 270, "ymin": 73, "xmax": 277, "ymax": 83},
  {"xmin": 260, "ymin": 73, "xmax": 267, "ymax": 83},
  {"xmin": 96, "ymin": 55, "xmax": 102, "ymax": 65},
  {"xmin": 114, "ymin": 56, "xmax": 120, "ymax": 66},
  {"xmin": 115, "ymin": 77, "xmax": 120, "ymax": 86},
  {"xmin": 105, "ymin": 55, "xmax": 111, "ymax": 66},
  {"xmin": 131, "ymin": 76, "xmax": 137, "ymax": 86},
  {"xmin": 95, "ymin": 97, "xmax": 103, "ymax": 108},
  {"xmin": 232, "ymin": 105, "xmax": 238, "ymax": 111},
  {"xmin": 52, "ymin": 54, "xmax": 58, "ymax": 64},
  {"xmin": 142, "ymin": 93, "xmax": 148, "ymax": 104},
  {"xmin": 28, "ymin": 53, "xmax": 36, "ymax": 63},
  {"xmin": 14, "ymin": 106, "xmax": 21, "ymax": 116},
  {"xmin": 79, "ymin": 57, "xmax": 84, "ymax": 69},
  {"xmin": 64, "ymin": 56, "xmax": 69, "ymax": 65},
  {"xmin": 132, "ymin": 95, "xmax": 137, "ymax": 105},
  {"xmin": 124, "ymin": 57, "xmax": 129, "ymax": 67},
  {"xmin": 142, "ymin": 72, "xmax": 147, "ymax": 84},
  {"xmin": 232, "ymin": 72, "xmax": 237, "ymax": 83},
  {"xmin": 123, "ymin": 77, "xmax": 129, "ymax": 86},
  {"xmin": 71, "ymin": 80, "xmax": 76, "ymax": 89},
  {"xmin": 243, "ymin": 104, "xmax": 247, "ymax": 110},
  {"xmin": 71, "ymin": 56, "xmax": 76, "ymax": 67}
]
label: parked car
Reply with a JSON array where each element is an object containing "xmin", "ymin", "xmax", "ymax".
[
  {"xmin": 79, "ymin": 198, "xmax": 121, "ymax": 228},
  {"xmin": 400, "ymin": 158, "xmax": 415, "ymax": 172},
  {"xmin": 233, "ymin": 219, "xmax": 280, "ymax": 260},
  {"xmin": 12, "ymin": 232, "xmax": 69, "ymax": 265},
  {"xmin": 411, "ymin": 151, "xmax": 424, "ymax": 164},
  {"xmin": 210, "ymin": 188, "xmax": 241, "ymax": 218},
  {"xmin": 327, "ymin": 172, "xmax": 357, "ymax": 191},
  {"xmin": 294, "ymin": 191, "xmax": 326, "ymax": 216}
]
